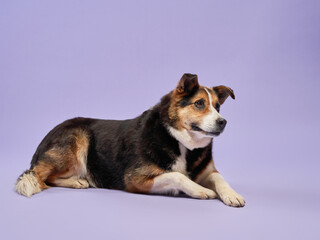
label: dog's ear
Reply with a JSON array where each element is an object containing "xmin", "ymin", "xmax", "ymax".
[
  {"xmin": 176, "ymin": 73, "xmax": 199, "ymax": 95},
  {"xmin": 213, "ymin": 85, "xmax": 235, "ymax": 104}
]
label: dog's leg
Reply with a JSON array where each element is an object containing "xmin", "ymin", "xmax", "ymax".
[
  {"xmin": 200, "ymin": 170, "xmax": 245, "ymax": 207},
  {"xmin": 50, "ymin": 177, "xmax": 89, "ymax": 189},
  {"xmin": 151, "ymin": 172, "xmax": 217, "ymax": 199}
]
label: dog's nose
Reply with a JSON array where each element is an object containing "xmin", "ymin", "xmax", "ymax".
[{"xmin": 216, "ymin": 118, "xmax": 227, "ymax": 130}]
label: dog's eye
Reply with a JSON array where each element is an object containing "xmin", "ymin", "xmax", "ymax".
[
  {"xmin": 215, "ymin": 103, "xmax": 220, "ymax": 112},
  {"xmin": 194, "ymin": 99, "xmax": 205, "ymax": 109}
]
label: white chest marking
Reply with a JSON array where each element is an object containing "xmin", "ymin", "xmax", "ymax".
[{"xmin": 171, "ymin": 143, "xmax": 188, "ymax": 175}]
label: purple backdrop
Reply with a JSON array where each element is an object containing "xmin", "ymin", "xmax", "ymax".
[{"xmin": 1, "ymin": 0, "xmax": 319, "ymax": 239}]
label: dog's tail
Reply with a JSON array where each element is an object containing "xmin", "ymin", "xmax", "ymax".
[{"xmin": 15, "ymin": 169, "xmax": 48, "ymax": 197}]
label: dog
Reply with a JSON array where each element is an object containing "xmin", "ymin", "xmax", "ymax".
[{"xmin": 16, "ymin": 73, "xmax": 245, "ymax": 207}]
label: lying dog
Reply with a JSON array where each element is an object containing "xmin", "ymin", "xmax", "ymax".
[{"xmin": 16, "ymin": 73, "xmax": 245, "ymax": 207}]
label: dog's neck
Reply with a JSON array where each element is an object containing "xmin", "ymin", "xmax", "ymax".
[{"xmin": 167, "ymin": 126, "xmax": 212, "ymax": 151}]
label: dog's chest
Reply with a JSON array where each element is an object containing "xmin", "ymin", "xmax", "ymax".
[{"xmin": 171, "ymin": 143, "xmax": 188, "ymax": 175}]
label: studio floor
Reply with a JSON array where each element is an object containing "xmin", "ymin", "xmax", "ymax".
[{"xmin": 1, "ymin": 152, "xmax": 319, "ymax": 240}]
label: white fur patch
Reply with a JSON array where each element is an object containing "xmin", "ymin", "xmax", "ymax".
[
  {"xmin": 167, "ymin": 126, "xmax": 212, "ymax": 150},
  {"xmin": 171, "ymin": 143, "xmax": 187, "ymax": 175},
  {"xmin": 200, "ymin": 88, "xmax": 222, "ymax": 132},
  {"xmin": 15, "ymin": 171, "xmax": 42, "ymax": 197},
  {"xmin": 151, "ymin": 172, "xmax": 217, "ymax": 199}
]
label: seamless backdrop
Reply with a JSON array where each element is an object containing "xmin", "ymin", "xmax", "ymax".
[{"xmin": 1, "ymin": 1, "xmax": 319, "ymax": 240}]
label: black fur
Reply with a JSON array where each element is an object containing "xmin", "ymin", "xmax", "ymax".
[
  {"xmin": 187, "ymin": 144, "xmax": 212, "ymax": 180},
  {"xmin": 29, "ymin": 93, "xmax": 212, "ymax": 190}
]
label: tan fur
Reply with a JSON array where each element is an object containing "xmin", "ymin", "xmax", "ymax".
[
  {"xmin": 45, "ymin": 130, "xmax": 90, "ymax": 186},
  {"xmin": 195, "ymin": 161, "xmax": 218, "ymax": 184},
  {"xmin": 75, "ymin": 130, "xmax": 89, "ymax": 177},
  {"xmin": 33, "ymin": 162, "xmax": 55, "ymax": 188},
  {"xmin": 50, "ymin": 177, "xmax": 89, "ymax": 189},
  {"xmin": 168, "ymin": 90, "xmax": 184, "ymax": 130},
  {"xmin": 16, "ymin": 129, "xmax": 92, "ymax": 197},
  {"xmin": 124, "ymin": 165, "xmax": 165, "ymax": 193},
  {"xmin": 16, "ymin": 129, "xmax": 91, "ymax": 196},
  {"xmin": 169, "ymin": 87, "xmax": 219, "ymax": 131}
]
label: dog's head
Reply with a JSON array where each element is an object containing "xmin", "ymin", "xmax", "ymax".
[{"xmin": 168, "ymin": 73, "xmax": 235, "ymax": 139}]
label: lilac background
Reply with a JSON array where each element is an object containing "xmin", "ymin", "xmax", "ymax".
[{"xmin": 1, "ymin": 0, "xmax": 320, "ymax": 239}]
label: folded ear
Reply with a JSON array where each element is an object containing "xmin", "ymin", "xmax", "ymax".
[
  {"xmin": 176, "ymin": 73, "xmax": 199, "ymax": 95},
  {"xmin": 213, "ymin": 85, "xmax": 235, "ymax": 104}
]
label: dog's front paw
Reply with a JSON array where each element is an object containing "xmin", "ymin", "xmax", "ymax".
[
  {"xmin": 218, "ymin": 188, "xmax": 245, "ymax": 207},
  {"xmin": 189, "ymin": 187, "xmax": 217, "ymax": 200}
]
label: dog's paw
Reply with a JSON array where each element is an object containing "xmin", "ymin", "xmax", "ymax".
[
  {"xmin": 74, "ymin": 179, "xmax": 89, "ymax": 189},
  {"xmin": 190, "ymin": 187, "xmax": 217, "ymax": 200},
  {"xmin": 218, "ymin": 188, "xmax": 245, "ymax": 207}
]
